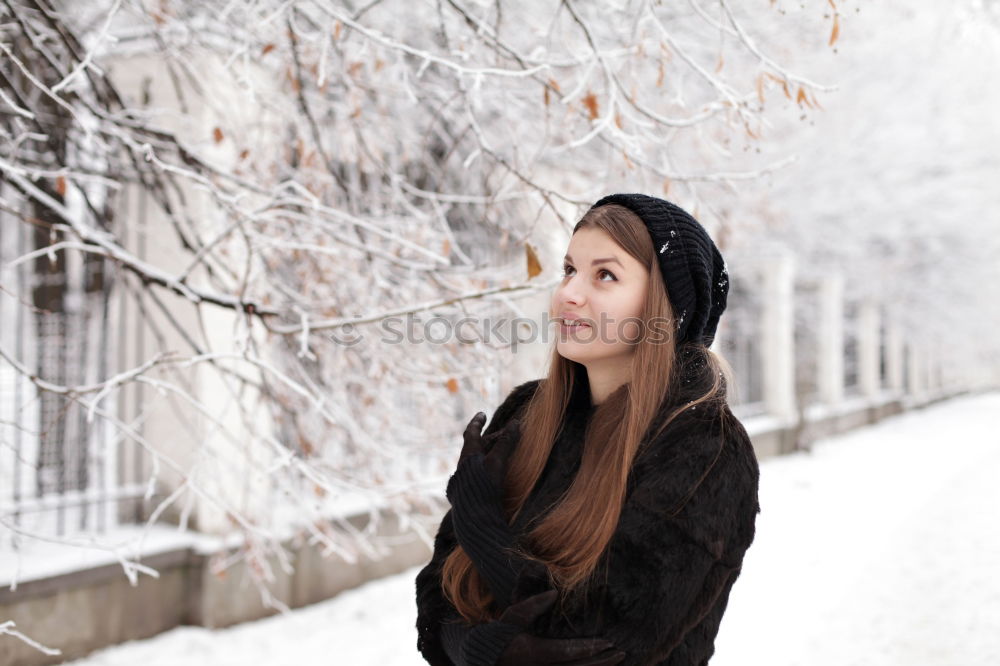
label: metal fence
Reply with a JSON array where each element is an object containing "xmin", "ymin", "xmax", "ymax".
[
  {"xmin": 843, "ymin": 300, "xmax": 860, "ymax": 396},
  {"xmin": 0, "ymin": 185, "xmax": 148, "ymax": 542},
  {"xmin": 719, "ymin": 273, "xmax": 765, "ymax": 414}
]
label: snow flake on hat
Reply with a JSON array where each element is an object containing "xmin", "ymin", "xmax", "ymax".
[{"xmin": 659, "ymin": 241, "xmax": 670, "ymax": 254}]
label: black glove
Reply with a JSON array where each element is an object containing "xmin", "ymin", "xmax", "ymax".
[
  {"xmin": 455, "ymin": 411, "xmax": 518, "ymax": 493},
  {"xmin": 446, "ymin": 412, "xmax": 527, "ymax": 607},
  {"xmin": 463, "ymin": 590, "xmax": 625, "ymax": 666}
]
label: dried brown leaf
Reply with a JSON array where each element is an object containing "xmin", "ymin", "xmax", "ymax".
[
  {"xmin": 525, "ymin": 242, "xmax": 543, "ymax": 279},
  {"xmin": 582, "ymin": 92, "xmax": 599, "ymax": 120},
  {"xmin": 796, "ymin": 86, "xmax": 809, "ymax": 107}
]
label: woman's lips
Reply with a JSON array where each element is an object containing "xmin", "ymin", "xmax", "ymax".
[{"xmin": 559, "ymin": 317, "xmax": 591, "ymax": 334}]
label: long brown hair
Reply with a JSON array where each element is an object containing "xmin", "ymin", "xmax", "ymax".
[{"xmin": 441, "ymin": 204, "xmax": 733, "ymax": 623}]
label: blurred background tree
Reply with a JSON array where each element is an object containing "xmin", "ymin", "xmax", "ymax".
[{"xmin": 1, "ymin": 0, "xmax": 998, "ymax": 610}]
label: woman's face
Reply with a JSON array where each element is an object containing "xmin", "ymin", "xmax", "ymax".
[{"xmin": 550, "ymin": 226, "xmax": 649, "ymax": 369}]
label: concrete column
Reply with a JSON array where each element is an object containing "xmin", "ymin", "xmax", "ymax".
[
  {"xmin": 857, "ymin": 300, "xmax": 881, "ymax": 399},
  {"xmin": 817, "ymin": 274, "xmax": 844, "ymax": 406},
  {"xmin": 925, "ymin": 345, "xmax": 935, "ymax": 394},
  {"xmin": 941, "ymin": 352, "xmax": 955, "ymax": 392},
  {"xmin": 926, "ymin": 346, "xmax": 938, "ymax": 395},
  {"xmin": 710, "ymin": 312, "xmax": 726, "ymax": 356},
  {"xmin": 759, "ymin": 252, "xmax": 796, "ymax": 421},
  {"xmin": 907, "ymin": 342, "xmax": 922, "ymax": 396}
]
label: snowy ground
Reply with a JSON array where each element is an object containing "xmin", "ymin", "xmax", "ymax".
[{"xmin": 64, "ymin": 391, "xmax": 1000, "ymax": 666}]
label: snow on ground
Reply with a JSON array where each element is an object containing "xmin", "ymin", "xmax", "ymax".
[
  {"xmin": 714, "ymin": 390, "xmax": 1000, "ymax": 666},
  {"xmin": 65, "ymin": 391, "xmax": 1000, "ymax": 666}
]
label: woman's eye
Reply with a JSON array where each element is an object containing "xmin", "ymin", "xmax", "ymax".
[{"xmin": 562, "ymin": 265, "xmax": 616, "ymax": 281}]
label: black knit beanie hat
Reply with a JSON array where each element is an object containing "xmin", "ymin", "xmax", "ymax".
[{"xmin": 589, "ymin": 193, "xmax": 729, "ymax": 348}]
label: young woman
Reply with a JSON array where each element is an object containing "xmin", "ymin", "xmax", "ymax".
[{"xmin": 415, "ymin": 194, "xmax": 761, "ymax": 666}]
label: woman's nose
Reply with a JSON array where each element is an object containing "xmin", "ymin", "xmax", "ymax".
[{"xmin": 557, "ymin": 276, "xmax": 586, "ymax": 306}]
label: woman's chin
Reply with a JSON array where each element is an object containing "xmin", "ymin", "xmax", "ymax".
[
  {"xmin": 556, "ymin": 339, "xmax": 637, "ymax": 366},
  {"xmin": 555, "ymin": 341, "xmax": 586, "ymax": 362},
  {"xmin": 555, "ymin": 342, "xmax": 605, "ymax": 365}
]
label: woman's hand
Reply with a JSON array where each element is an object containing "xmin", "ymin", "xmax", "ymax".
[
  {"xmin": 445, "ymin": 412, "xmax": 533, "ymax": 610},
  {"xmin": 457, "ymin": 411, "xmax": 519, "ymax": 492},
  {"xmin": 491, "ymin": 590, "xmax": 625, "ymax": 666}
]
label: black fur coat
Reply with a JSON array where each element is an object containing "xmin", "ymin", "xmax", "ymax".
[{"xmin": 416, "ymin": 372, "xmax": 760, "ymax": 666}]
